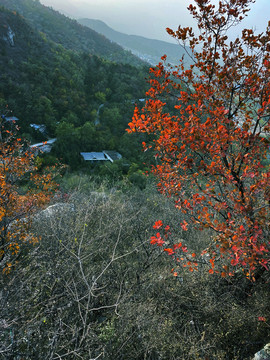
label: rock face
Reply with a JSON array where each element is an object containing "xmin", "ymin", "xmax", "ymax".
[
  {"xmin": 3, "ymin": 25, "xmax": 15, "ymax": 46},
  {"xmin": 36, "ymin": 203, "xmax": 75, "ymax": 219},
  {"xmin": 254, "ymin": 344, "xmax": 270, "ymax": 360}
]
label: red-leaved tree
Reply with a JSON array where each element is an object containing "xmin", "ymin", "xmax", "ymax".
[
  {"xmin": 0, "ymin": 122, "xmax": 56, "ymax": 274},
  {"xmin": 128, "ymin": 0, "xmax": 270, "ymax": 279}
]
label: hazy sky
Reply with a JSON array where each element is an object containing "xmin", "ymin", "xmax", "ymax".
[{"xmin": 39, "ymin": 0, "xmax": 270, "ymax": 43}]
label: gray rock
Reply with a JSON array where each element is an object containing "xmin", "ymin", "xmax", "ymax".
[
  {"xmin": 36, "ymin": 203, "xmax": 75, "ymax": 219},
  {"xmin": 3, "ymin": 25, "xmax": 15, "ymax": 46},
  {"xmin": 254, "ymin": 343, "xmax": 270, "ymax": 360}
]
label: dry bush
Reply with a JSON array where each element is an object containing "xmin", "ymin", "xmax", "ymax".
[{"xmin": 0, "ymin": 182, "xmax": 269, "ymax": 359}]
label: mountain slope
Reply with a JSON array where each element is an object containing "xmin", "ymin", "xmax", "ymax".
[
  {"xmin": 0, "ymin": 0, "xmax": 145, "ymax": 66},
  {"xmin": 78, "ymin": 18, "xmax": 191, "ymax": 66},
  {"xmin": 0, "ymin": 5, "xmax": 149, "ymax": 168}
]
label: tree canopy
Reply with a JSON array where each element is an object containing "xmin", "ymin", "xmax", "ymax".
[
  {"xmin": 128, "ymin": 0, "xmax": 270, "ymax": 279},
  {"xmin": 0, "ymin": 122, "xmax": 56, "ymax": 273}
]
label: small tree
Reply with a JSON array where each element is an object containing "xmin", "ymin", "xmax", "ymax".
[
  {"xmin": 0, "ymin": 122, "xmax": 56, "ymax": 273},
  {"xmin": 128, "ymin": 0, "xmax": 270, "ymax": 279}
]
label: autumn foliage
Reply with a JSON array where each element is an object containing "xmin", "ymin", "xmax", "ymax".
[
  {"xmin": 0, "ymin": 125, "xmax": 56, "ymax": 273},
  {"xmin": 128, "ymin": 0, "xmax": 270, "ymax": 278}
]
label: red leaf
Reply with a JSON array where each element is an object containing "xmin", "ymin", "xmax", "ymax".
[
  {"xmin": 180, "ymin": 220, "xmax": 188, "ymax": 231},
  {"xmin": 153, "ymin": 220, "xmax": 163, "ymax": 229}
]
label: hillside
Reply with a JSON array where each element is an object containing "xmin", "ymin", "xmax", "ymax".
[
  {"xmin": 1, "ymin": 2, "xmax": 270, "ymax": 359},
  {"xmin": 78, "ymin": 18, "xmax": 192, "ymax": 66},
  {"xmin": 0, "ymin": 4, "xmax": 150, "ymax": 170},
  {"xmin": 0, "ymin": 0, "xmax": 145, "ymax": 66}
]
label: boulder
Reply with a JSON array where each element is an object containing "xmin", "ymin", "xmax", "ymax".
[{"xmin": 254, "ymin": 344, "xmax": 270, "ymax": 360}]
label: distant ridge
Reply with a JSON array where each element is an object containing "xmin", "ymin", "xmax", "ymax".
[
  {"xmin": 0, "ymin": 3, "xmax": 148, "ymax": 140},
  {"xmin": 0, "ymin": 0, "xmax": 146, "ymax": 66},
  {"xmin": 78, "ymin": 18, "xmax": 192, "ymax": 66}
]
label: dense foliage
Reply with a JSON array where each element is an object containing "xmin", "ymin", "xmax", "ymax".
[{"xmin": 0, "ymin": 3, "xmax": 150, "ymax": 172}]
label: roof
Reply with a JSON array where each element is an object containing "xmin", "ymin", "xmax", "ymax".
[
  {"xmin": 80, "ymin": 152, "xmax": 108, "ymax": 161},
  {"xmin": 30, "ymin": 139, "xmax": 56, "ymax": 153},
  {"xmin": 4, "ymin": 116, "xmax": 19, "ymax": 122},
  {"xmin": 103, "ymin": 151, "xmax": 122, "ymax": 162},
  {"xmin": 30, "ymin": 124, "xmax": 47, "ymax": 134},
  {"xmin": 80, "ymin": 151, "xmax": 122, "ymax": 162},
  {"xmin": 31, "ymin": 138, "xmax": 56, "ymax": 147}
]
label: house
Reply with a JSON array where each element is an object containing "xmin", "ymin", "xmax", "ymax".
[
  {"xmin": 80, "ymin": 152, "xmax": 108, "ymax": 162},
  {"xmin": 131, "ymin": 98, "xmax": 146, "ymax": 104},
  {"xmin": 80, "ymin": 151, "xmax": 122, "ymax": 163},
  {"xmin": 4, "ymin": 116, "xmax": 19, "ymax": 122},
  {"xmin": 30, "ymin": 138, "xmax": 56, "ymax": 154},
  {"xmin": 1, "ymin": 115, "xmax": 19, "ymax": 123},
  {"xmin": 30, "ymin": 124, "xmax": 47, "ymax": 135},
  {"xmin": 103, "ymin": 150, "xmax": 122, "ymax": 162}
]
